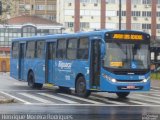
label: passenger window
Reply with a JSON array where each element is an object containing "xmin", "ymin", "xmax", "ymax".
[
  {"xmin": 79, "ymin": 38, "xmax": 88, "ymax": 48},
  {"xmin": 77, "ymin": 38, "xmax": 89, "ymax": 59},
  {"xmin": 67, "ymin": 38, "xmax": 78, "ymax": 59},
  {"xmin": 26, "ymin": 41, "xmax": 35, "ymax": 59},
  {"xmin": 48, "ymin": 43, "xmax": 56, "ymax": 60},
  {"xmin": 36, "ymin": 41, "xmax": 45, "ymax": 58},
  {"xmin": 12, "ymin": 42, "xmax": 19, "ymax": 58},
  {"xmin": 56, "ymin": 39, "xmax": 66, "ymax": 59}
]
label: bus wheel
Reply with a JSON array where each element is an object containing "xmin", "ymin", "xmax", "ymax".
[
  {"xmin": 28, "ymin": 72, "xmax": 43, "ymax": 89},
  {"xmin": 76, "ymin": 76, "xmax": 91, "ymax": 98},
  {"xmin": 116, "ymin": 92, "xmax": 130, "ymax": 98},
  {"xmin": 28, "ymin": 71, "xmax": 35, "ymax": 88}
]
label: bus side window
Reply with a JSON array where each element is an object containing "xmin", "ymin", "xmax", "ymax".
[
  {"xmin": 26, "ymin": 41, "xmax": 36, "ymax": 59},
  {"xmin": 12, "ymin": 42, "xmax": 19, "ymax": 59},
  {"xmin": 67, "ymin": 38, "xmax": 78, "ymax": 60},
  {"xmin": 48, "ymin": 43, "xmax": 56, "ymax": 60},
  {"xmin": 56, "ymin": 39, "xmax": 66, "ymax": 59},
  {"xmin": 36, "ymin": 41, "xmax": 45, "ymax": 58},
  {"xmin": 77, "ymin": 38, "xmax": 89, "ymax": 59}
]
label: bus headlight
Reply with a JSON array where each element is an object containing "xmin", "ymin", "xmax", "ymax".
[
  {"xmin": 143, "ymin": 77, "xmax": 150, "ymax": 83},
  {"xmin": 102, "ymin": 74, "xmax": 117, "ymax": 83}
]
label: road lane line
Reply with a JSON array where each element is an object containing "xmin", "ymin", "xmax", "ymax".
[
  {"xmin": 129, "ymin": 94, "xmax": 160, "ymax": 104},
  {"xmin": 38, "ymin": 93, "xmax": 78, "ymax": 104},
  {"xmin": 0, "ymin": 90, "xmax": 53, "ymax": 92},
  {"xmin": 58, "ymin": 93, "xmax": 103, "ymax": 104},
  {"xmin": 0, "ymin": 91, "xmax": 31, "ymax": 104},
  {"xmin": 127, "ymin": 99, "xmax": 148, "ymax": 105},
  {"xmin": 90, "ymin": 96, "xmax": 126, "ymax": 105},
  {"xmin": 150, "ymin": 89, "xmax": 159, "ymax": 92},
  {"xmin": 92, "ymin": 93, "xmax": 148, "ymax": 105},
  {"xmin": 19, "ymin": 93, "xmax": 53, "ymax": 104},
  {"xmin": 151, "ymin": 94, "xmax": 160, "ymax": 97},
  {"xmin": 25, "ymin": 103, "xmax": 160, "ymax": 106}
]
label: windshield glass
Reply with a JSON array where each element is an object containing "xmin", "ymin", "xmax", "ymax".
[{"xmin": 103, "ymin": 42, "xmax": 149, "ymax": 69}]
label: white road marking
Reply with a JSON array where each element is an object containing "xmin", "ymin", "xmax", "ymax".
[
  {"xmin": 58, "ymin": 93, "xmax": 103, "ymax": 104},
  {"xmin": 90, "ymin": 96, "xmax": 126, "ymax": 105},
  {"xmin": 150, "ymin": 89, "xmax": 160, "ymax": 92},
  {"xmin": 151, "ymin": 94, "xmax": 160, "ymax": 97},
  {"xmin": 92, "ymin": 93, "xmax": 149, "ymax": 105},
  {"xmin": 25, "ymin": 103, "xmax": 160, "ymax": 107},
  {"xmin": 129, "ymin": 94, "xmax": 160, "ymax": 104},
  {"xmin": 0, "ymin": 91, "xmax": 31, "ymax": 104},
  {"xmin": 128, "ymin": 99, "xmax": 148, "ymax": 105},
  {"xmin": 0, "ymin": 90, "xmax": 53, "ymax": 92},
  {"xmin": 19, "ymin": 93, "xmax": 53, "ymax": 104},
  {"xmin": 38, "ymin": 93, "xmax": 78, "ymax": 104}
]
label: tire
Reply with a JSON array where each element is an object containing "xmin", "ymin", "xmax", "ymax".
[
  {"xmin": 75, "ymin": 76, "xmax": 91, "ymax": 97},
  {"xmin": 116, "ymin": 92, "xmax": 130, "ymax": 98},
  {"xmin": 28, "ymin": 71, "xmax": 43, "ymax": 89},
  {"xmin": 28, "ymin": 71, "xmax": 35, "ymax": 88}
]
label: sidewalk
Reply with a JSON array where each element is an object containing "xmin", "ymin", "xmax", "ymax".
[{"xmin": 151, "ymin": 80, "xmax": 160, "ymax": 89}]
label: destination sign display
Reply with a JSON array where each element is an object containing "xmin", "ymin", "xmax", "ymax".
[{"xmin": 112, "ymin": 34, "xmax": 143, "ymax": 40}]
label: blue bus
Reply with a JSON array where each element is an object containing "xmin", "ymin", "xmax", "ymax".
[{"xmin": 10, "ymin": 30, "xmax": 150, "ymax": 98}]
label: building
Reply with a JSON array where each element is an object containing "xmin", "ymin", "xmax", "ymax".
[
  {"xmin": 0, "ymin": 0, "xmax": 57, "ymax": 22},
  {"xmin": 0, "ymin": 15, "xmax": 64, "ymax": 72},
  {"xmin": 0, "ymin": 15, "xmax": 64, "ymax": 56},
  {"xmin": 57, "ymin": 0, "xmax": 160, "ymax": 40},
  {"xmin": 0, "ymin": 0, "xmax": 18, "ymax": 23}
]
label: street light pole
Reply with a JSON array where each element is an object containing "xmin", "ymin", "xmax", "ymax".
[{"xmin": 119, "ymin": 0, "xmax": 121, "ymax": 30}]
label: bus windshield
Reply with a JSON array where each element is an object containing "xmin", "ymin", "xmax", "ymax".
[{"xmin": 103, "ymin": 42, "xmax": 149, "ymax": 69}]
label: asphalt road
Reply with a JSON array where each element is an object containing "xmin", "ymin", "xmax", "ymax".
[{"xmin": 0, "ymin": 73, "xmax": 160, "ymax": 120}]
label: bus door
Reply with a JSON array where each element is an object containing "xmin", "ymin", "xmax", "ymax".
[
  {"xmin": 19, "ymin": 43, "xmax": 25, "ymax": 80},
  {"xmin": 90, "ymin": 39, "xmax": 101, "ymax": 89},
  {"xmin": 46, "ymin": 42, "xmax": 56, "ymax": 84}
]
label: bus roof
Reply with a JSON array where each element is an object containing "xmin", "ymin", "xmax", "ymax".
[{"xmin": 12, "ymin": 29, "xmax": 150, "ymax": 42}]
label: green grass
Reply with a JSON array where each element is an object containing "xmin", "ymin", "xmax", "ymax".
[{"xmin": 151, "ymin": 73, "xmax": 160, "ymax": 80}]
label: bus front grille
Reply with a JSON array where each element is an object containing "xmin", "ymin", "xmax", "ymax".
[{"xmin": 116, "ymin": 79, "xmax": 144, "ymax": 83}]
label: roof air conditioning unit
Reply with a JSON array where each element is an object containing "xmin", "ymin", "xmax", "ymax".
[{"xmin": 83, "ymin": 3, "xmax": 86, "ymax": 6}]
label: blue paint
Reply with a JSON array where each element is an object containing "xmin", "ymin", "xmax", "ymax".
[{"xmin": 10, "ymin": 30, "xmax": 150, "ymax": 93}]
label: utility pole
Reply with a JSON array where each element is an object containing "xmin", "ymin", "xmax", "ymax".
[{"xmin": 119, "ymin": 0, "xmax": 121, "ymax": 30}]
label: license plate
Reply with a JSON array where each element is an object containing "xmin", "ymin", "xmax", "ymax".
[{"xmin": 127, "ymin": 86, "xmax": 135, "ymax": 89}]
